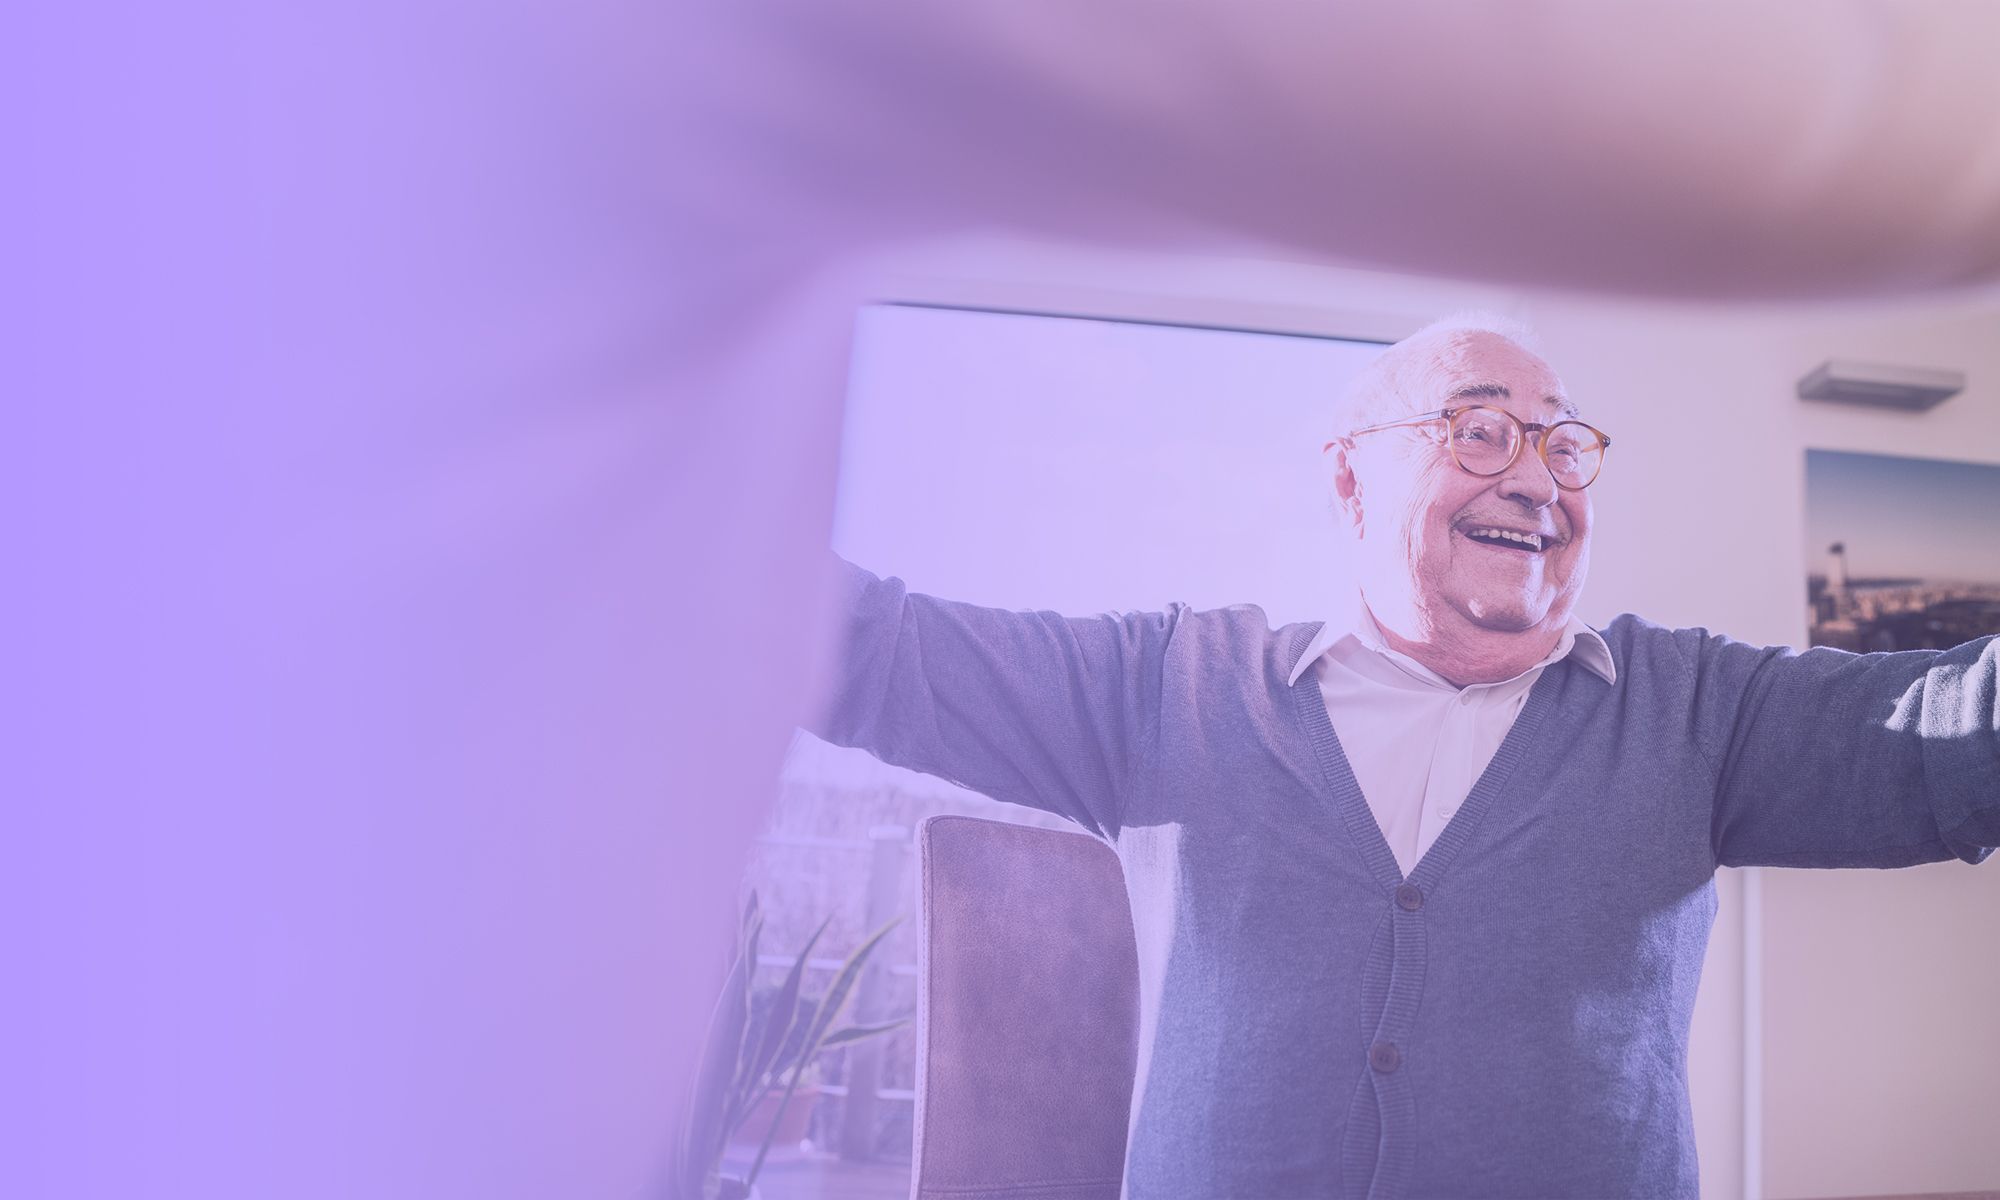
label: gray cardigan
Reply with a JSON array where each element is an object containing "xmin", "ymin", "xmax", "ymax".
[{"xmin": 812, "ymin": 557, "xmax": 1999, "ymax": 1199}]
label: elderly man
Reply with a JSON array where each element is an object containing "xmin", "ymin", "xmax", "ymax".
[{"xmin": 811, "ymin": 319, "xmax": 1999, "ymax": 1199}]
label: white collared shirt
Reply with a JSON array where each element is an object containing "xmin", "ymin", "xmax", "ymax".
[{"xmin": 1286, "ymin": 592, "xmax": 1618, "ymax": 878}]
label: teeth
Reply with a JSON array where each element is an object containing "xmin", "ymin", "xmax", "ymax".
[{"xmin": 1466, "ymin": 527, "xmax": 1545, "ymax": 551}]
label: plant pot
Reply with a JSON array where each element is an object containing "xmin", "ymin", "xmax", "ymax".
[
  {"xmin": 713, "ymin": 1174, "xmax": 761, "ymax": 1200},
  {"xmin": 728, "ymin": 1083, "xmax": 821, "ymax": 1151}
]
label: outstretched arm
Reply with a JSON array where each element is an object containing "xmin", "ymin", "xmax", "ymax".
[
  {"xmin": 1687, "ymin": 628, "xmax": 2000, "ymax": 869},
  {"xmin": 806, "ymin": 555, "xmax": 1184, "ymax": 840}
]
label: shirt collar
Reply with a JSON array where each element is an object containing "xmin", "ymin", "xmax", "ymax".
[{"xmin": 1286, "ymin": 589, "xmax": 1617, "ymax": 689}]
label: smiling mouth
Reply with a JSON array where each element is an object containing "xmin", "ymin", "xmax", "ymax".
[{"xmin": 1459, "ymin": 526, "xmax": 1555, "ymax": 555}]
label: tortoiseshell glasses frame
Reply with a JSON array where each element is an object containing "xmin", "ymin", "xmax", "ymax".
[{"xmin": 1325, "ymin": 404, "xmax": 1612, "ymax": 491}]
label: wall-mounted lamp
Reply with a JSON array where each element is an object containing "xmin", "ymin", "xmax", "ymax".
[{"xmin": 1796, "ymin": 360, "xmax": 1965, "ymax": 411}]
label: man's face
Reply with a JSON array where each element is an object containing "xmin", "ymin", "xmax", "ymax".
[{"xmin": 1339, "ymin": 333, "xmax": 1593, "ymax": 648}]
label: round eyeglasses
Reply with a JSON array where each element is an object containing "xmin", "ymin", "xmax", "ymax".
[{"xmin": 1330, "ymin": 404, "xmax": 1611, "ymax": 491}]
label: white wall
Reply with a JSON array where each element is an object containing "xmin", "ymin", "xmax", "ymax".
[
  {"xmin": 1744, "ymin": 308, "xmax": 2000, "ymax": 1200},
  {"xmin": 845, "ymin": 233, "xmax": 2000, "ymax": 1200},
  {"xmin": 1524, "ymin": 296, "xmax": 2000, "ymax": 1199}
]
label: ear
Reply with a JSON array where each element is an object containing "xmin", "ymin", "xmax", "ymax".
[{"xmin": 1325, "ymin": 437, "xmax": 1364, "ymax": 537}]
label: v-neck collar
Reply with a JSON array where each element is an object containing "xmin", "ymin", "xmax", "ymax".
[{"xmin": 1284, "ymin": 621, "xmax": 1570, "ymax": 891}]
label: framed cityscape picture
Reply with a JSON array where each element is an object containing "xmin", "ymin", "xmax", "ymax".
[{"xmin": 1804, "ymin": 448, "xmax": 2000, "ymax": 651}]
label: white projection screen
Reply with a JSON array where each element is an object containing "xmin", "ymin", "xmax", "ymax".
[{"xmin": 831, "ymin": 303, "xmax": 1388, "ymax": 623}]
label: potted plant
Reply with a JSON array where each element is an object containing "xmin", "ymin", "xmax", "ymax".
[
  {"xmin": 724, "ymin": 1002, "xmax": 822, "ymax": 1152},
  {"xmin": 673, "ymin": 892, "xmax": 907, "ymax": 1200}
]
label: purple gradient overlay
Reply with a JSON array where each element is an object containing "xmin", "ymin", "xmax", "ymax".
[{"xmin": 15, "ymin": 3, "xmax": 2000, "ymax": 1197}]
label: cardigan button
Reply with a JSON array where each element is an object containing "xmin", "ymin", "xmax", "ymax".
[
  {"xmin": 1395, "ymin": 883, "xmax": 1424, "ymax": 911},
  {"xmin": 1369, "ymin": 1041, "xmax": 1401, "ymax": 1073}
]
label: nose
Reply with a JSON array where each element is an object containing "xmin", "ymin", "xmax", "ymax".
[{"xmin": 1494, "ymin": 434, "xmax": 1559, "ymax": 510}]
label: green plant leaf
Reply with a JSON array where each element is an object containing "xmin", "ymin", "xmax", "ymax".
[
  {"xmin": 673, "ymin": 892, "xmax": 759, "ymax": 1198},
  {"xmin": 816, "ymin": 1017, "xmax": 909, "ymax": 1049},
  {"xmin": 743, "ymin": 914, "xmax": 904, "ymax": 1191},
  {"xmin": 724, "ymin": 990, "xmax": 772, "ymax": 1137},
  {"xmin": 727, "ymin": 912, "xmax": 830, "ymax": 1138},
  {"xmin": 719, "ymin": 898, "xmax": 764, "ymax": 1118},
  {"xmin": 798, "ymin": 915, "xmax": 902, "ymax": 1063}
]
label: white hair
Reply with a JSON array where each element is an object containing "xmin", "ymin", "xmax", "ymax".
[{"xmin": 1329, "ymin": 309, "xmax": 1551, "ymax": 439}]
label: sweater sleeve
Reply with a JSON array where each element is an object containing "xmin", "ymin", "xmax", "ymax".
[
  {"xmin": 1684, "ymin": 626, "xmax": 2000, "ymax": 869},
  {"xmin": 804, "ymin": 554, "xmax": 1178, "ymax": 840}
]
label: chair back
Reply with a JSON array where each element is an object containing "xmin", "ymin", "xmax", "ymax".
[{"xmin": 910, "ymin": 814, "xmax": 1140, "ymax": 1200}]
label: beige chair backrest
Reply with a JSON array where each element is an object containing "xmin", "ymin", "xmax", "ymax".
[{"xmin": 910, "ymin": 814, "xmax": 1140, "ymax": 1200}]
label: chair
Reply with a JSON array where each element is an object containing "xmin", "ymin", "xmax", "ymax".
[{"xmin": 909, "ymin": 814, "xmax": 1141, "ymax": 1200}]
